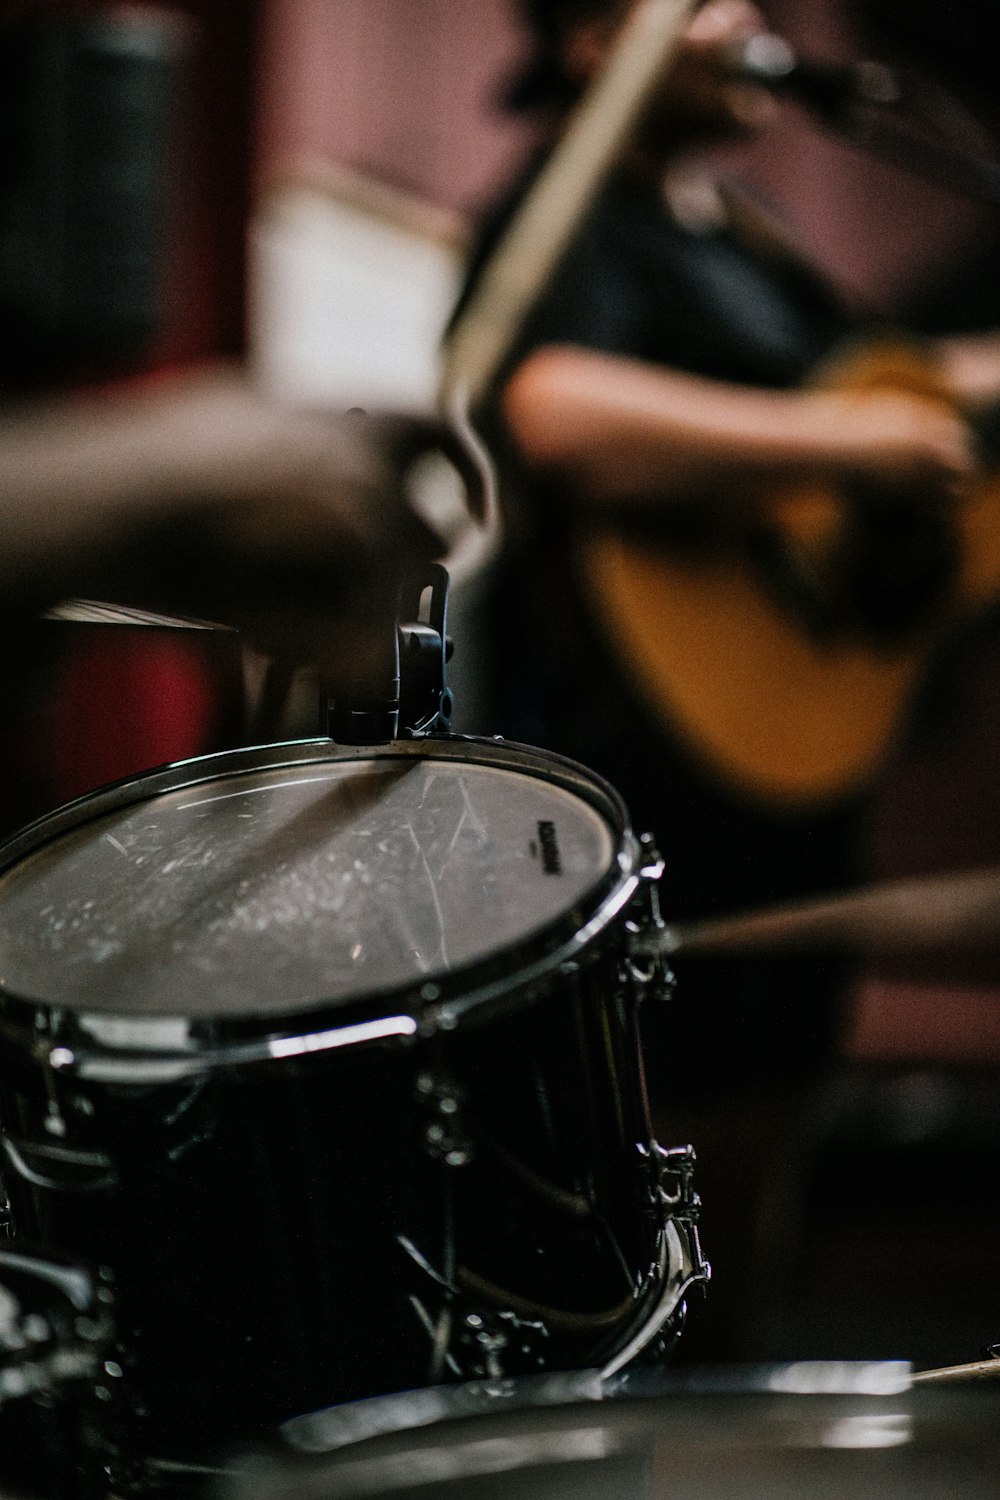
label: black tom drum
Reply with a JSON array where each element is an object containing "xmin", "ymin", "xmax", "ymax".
[{"xmin": 0, "ymin": 737, "xmax": 706, "ymax": 1478}]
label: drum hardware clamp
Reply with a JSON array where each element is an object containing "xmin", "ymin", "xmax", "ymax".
[
  {"xmin": 652, "ymin": 1143, "xmax": 700, "ymax": 1213},
  {"xmin": 654, "ymin": 1143, "xmax": 710, "ymax": 1291},
  {"xmin": 623, "ymin": 835, "xmax": 676, "ymax": 1002},
  {"xmin": 415, "ymin": 1071, "xmax": 474, "ymax": 1167},
  {"xmin": 597, "ymin": 1214, "xmax": 710, "ymax": 1382},
  {"xmin": 325, "ymin": 562, "xmax": 454, "ymax": 745}
]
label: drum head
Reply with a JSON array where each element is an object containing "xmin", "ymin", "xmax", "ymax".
[{"xmin": 0, "ymin": 740, "xmax": 624, "ymax": 1020}]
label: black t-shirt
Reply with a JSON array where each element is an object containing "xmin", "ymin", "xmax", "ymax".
[
  {"xmin": 474, "ymin": 167, "xmax": 858, "ymax": 390},
  {"xmin": 454, "ymin": 165, "xmax": 868, "ymax": 1091},
  {"xmin": 459, "ymin": 163, "xmax": 861, "ymax": 770}
]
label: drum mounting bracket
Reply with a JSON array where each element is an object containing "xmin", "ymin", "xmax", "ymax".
[{"xmin": 325, "ymin": 563, "xmax": 455, "ymax": 744}]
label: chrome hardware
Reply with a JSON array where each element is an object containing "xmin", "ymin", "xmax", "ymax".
[
  {"xmin": 461, "ymin": 1313, "xmax": 509, "ymax": 1381},
  {"xmin": 0, "ymin": 1246, "xmax": 116, "ymax": 1412},
  {"xmin": 623, "ymin": 834, "xmax": 675, "ymax": 1002},
  {"xmin": 598, "ymin": 1217, "xmax": 706, "ymax": 1380},
  {"xmin": 415, "ymin": 1073, "xmax": 474, "ymax": 1167},
  {"xmin": 652, "ymin": 1142, "xmax": 710, "ymax": 1285},
  {"xmin": 654, "ymin": 1142, "xmax": 697, "ymax": 1211},
  {"xmin": 637, "ymin": 831, "xmax": 665, "ymax": 882},
  {"xmin": 599, "ymin": 1143, "xmax": 710, "ymax": 1381},
  {"xmin": 0, "ymin": 1135, "xmax": 118, "ymax": 1194},
  {"xmin": 30, "ymin": 1013, "xmax": 420, "ymax": 1085}
]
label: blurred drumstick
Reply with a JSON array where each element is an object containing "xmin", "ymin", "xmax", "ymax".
[
  {"xmin": 439, "ymin": 0, "xmax": 698, "ymax": 413},
  {"xmin": 913, "ymin": 1357, "xmax": 1000, "ymax": 1383},
  {"xmin": 437, "ymin": 0, "xmax": 697, "ymax": 592},
  {"xmin": 635, "ymin": 866, "xmax": 1000, "ymax": 960}
]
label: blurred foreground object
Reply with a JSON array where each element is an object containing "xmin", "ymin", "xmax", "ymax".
[
  {"xmin": 639, "ymin": 865, "xmax": 1000, "ymax": 969},
  {"xmin": 222, "ymin": 1372, "xmax": 998, "ymax": 1500},
  {"xmin": 0, "ymin": 370, "xmax": 479, "ymax": 670}
]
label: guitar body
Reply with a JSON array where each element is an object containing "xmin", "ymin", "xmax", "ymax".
[{"xmin": 578, "ymin": 342, "xmax": 1000, "ymax": 808}]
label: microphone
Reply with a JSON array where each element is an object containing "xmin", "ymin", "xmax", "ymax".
[
  {"xmin": 728, "ymin": 33, "xmax": 1000, "ymax": 204},
  {"xmin": 728, "ymin": 33, "xmax": 903, "ymax": 116}
]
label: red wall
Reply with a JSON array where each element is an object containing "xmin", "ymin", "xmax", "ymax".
[
  {"xmin": 258, "ymin": 0, "xmax": 537, "ymax": 215},
  {"xmin": 258, "ymin": 0, "xmax": 999, "ymax": 316}
]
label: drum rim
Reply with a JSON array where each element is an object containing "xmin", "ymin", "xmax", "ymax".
[
  {"xmin": 0, "ymin": 736, "xmax": 647, "ymax": 1058},
  {"xmin": 0, "ymin": 734, "xmax": 631, "ymax": 866}
]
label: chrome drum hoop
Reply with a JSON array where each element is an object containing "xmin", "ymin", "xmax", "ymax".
[{"xmin": 0, "ymin": 736, "xmax": 649, "ymax": 1077}]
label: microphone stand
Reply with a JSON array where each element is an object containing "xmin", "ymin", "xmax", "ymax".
[
  {"xmin": 740, "ymin": 37, "xmax": 1000, "ymax": 206},
  {"xmin": 807, "ymin": 82, "xmax": 1000, "ymax": 206}
]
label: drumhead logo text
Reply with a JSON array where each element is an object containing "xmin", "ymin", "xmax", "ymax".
[{"xmin": 536, "ymin": 820, "xmax": 562, "ymax": 875}]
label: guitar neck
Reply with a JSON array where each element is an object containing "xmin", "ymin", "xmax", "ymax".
[{"xmin": 439, "ymin": 0, "xmax": 697, "ymax": 412}]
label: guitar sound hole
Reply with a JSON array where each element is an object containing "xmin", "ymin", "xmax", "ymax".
[{"xmin": 837, "ymin": 492, "xmax": 959, "ymax": 642}]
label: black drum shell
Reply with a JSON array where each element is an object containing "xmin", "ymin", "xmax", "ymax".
[{"xmin": 0, "ymin": 740, "xmax": 679, "ymax": 1473}]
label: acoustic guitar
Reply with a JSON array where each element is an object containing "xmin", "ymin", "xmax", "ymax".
[{"xmin": 578, "ymin": 338, "xmax": 1000, "ymax": 808}]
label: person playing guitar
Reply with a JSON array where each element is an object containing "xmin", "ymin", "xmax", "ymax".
[{"xmin": 451, "ymin": 0, "xmax": 1000, "ymax": 1358}]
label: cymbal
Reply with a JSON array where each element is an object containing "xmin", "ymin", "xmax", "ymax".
[
  {"xmin": 225, "ymin": 1375, "xmax": 1000, "ymax": 1500},
  {"xmin": 640, "ymin": 865, "xmax": 1000, "ymax": 963}
]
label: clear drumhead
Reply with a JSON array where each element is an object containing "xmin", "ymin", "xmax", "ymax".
[{"xmin": 0, "ymin": 742, "xmax": 621, "ymax": 1019}]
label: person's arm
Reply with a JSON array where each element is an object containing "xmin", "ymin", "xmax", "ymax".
[
  {"xmin": 0, "ymin": 366, "xmax": 459, "ymax": 671},
  {"xmin": 502, "ymin": 344, "xmax": 975, "ymax": 507}
]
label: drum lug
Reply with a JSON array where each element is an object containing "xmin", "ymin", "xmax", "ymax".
[
  {"xmin": 651, "ymin": 1142, "xmax": 711, "ymax": 1284},
  {"xmin": 415, "ymin": 1072, "xmax": 474, "ymax": 1167},
  {"xmin": 460, "ymin": 1313, "xmax": 509, "ymax": 1381},
  {"xmin": 637, "ymin": 831, "xmax": 666, "ymax": 884},
  {"xmin": 653, "ymin": 1142, "xmax": 698, "ymax": 1211},
  {"xmin": 623, "ymin": 835, "xmax": 675, "ymax": 1003}
]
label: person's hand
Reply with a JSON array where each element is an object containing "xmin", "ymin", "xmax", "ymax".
[
  {"xmin": 656, "ymin": 0, "xmax": 778, "ymax": 134},
  {"xmin": 128, "ymin": 375, "xmax": 453, "ymax": 672},
  {"xmin": 4, "ymin": 368, "xmax": 486, "ymax": 675},
  {"xmin": 814, "ymin": 387, "xmax": 976, "ymax": 494},
  {"xmin": 937, "ymin": 330, "xmax": 1000, "ymax": 408}
]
